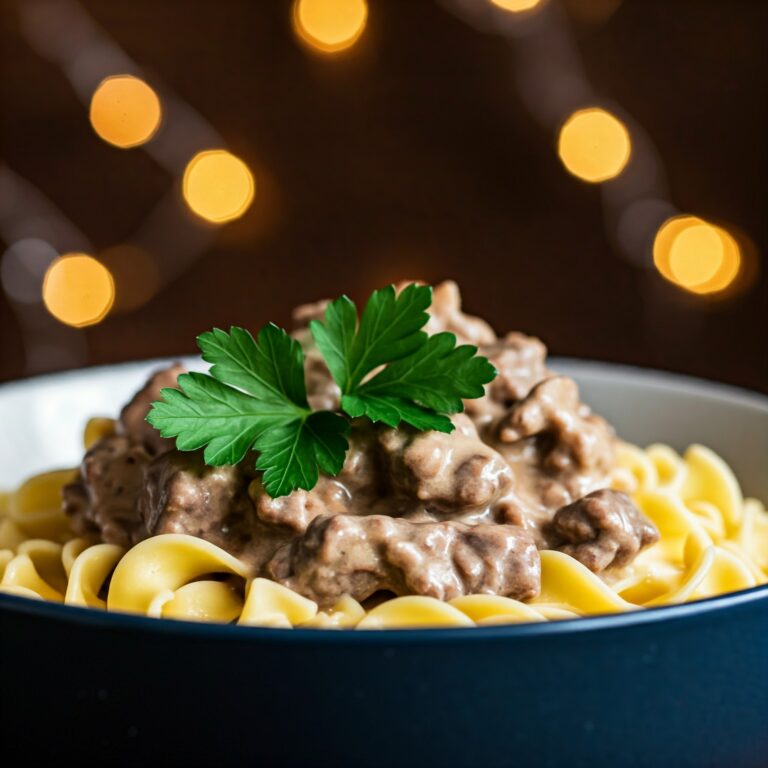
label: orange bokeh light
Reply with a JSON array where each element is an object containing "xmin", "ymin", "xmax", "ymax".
[
  {"xmin": 43, "ymin": 254, "xmax": 115, "ymax": 327},
  {"xmin": 558, "ymin": 108, "xmax": 631, "ymax": 183},
  {"xmin": 293, "ymin": 0, "xmax": 368, "ymax": 54},
  {"xmin": 89, "ymin": 75, "xmax": 162, "ymax": 149},
  {"xmin": 653, "ymin": 216, "xmax": 741, "ymax": 295},
  {"xmin": 183, "ymin": 150, "xmax": 255, "ymax": 224}
]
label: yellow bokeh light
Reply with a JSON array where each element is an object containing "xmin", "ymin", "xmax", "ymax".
[
  {"xmin": 669, "ymin": 224, "xmax": 723, "ymax": 287},
  {"xmin": 557, "ymin": 108, "xmax": 632, "ymax": 183},
  {"xmin": 490, "ymin": 0, "xmax": 543, "ymax": 12},
  {"xmin": 653, "ymin": 216, "xmax": 741, "ymax": 295},
  {"xmin": 293, "ymin": 0, "xmax": 368, "ymax": 54},
  {"xmin": 182, "ymin": 150, "xmax": 255, "ymax": 223},
  {"xmin": 89, "ymin": 75, "xmax": 162, "ymax": 149},
  {"xmin": 43, "ymin": 254, "xmax": 115, "ymax": 327}
]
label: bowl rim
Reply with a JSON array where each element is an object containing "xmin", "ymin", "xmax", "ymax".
[
  {"xmin": 1, "ymin": 356, "xmax": 766, "ymax": 641},
  {"xmin": 1, "ymin": 583, "xmax": 766, "ymax": 643}
]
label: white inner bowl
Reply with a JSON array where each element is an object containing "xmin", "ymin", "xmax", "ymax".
[{"xmin": 1, "ymin": 358, "xmax": 766, "ymax": 499}]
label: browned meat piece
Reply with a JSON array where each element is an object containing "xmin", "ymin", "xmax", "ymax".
[
  {"xmin": 268, "ymin": 514, "xmax": 540, "ymax": 607},
  {"xmin": 483, "ymin": 332, "xmax": 551, "ymax": 403},
  {"xmin": 379, "ymin": 414, "xmax": 512, "ymax": 514},
  {"xmin": 250, "ymin": 478, "xmax": 342, "ymax": 534},
  {"xmin": 489, "ymin": 376, "xmax": 617, "ymax": 540},
  {"xmin": 63, "ymin": 366, "xmax": 184, "ymax": 546},
  {"xmin": 63, "ymin": 435, "xmax": 151, "ymax": 547},
  {"xmin": 291, "ymin": 298, "xmax": 342, "ymax": 411},
  {"xmin": 249, "ymin": 424, "xmax": 380, "ymax": 533},
  {"xmin": 291, "ymin": 298, "xmax": 329, "ymax": 328},
  {"xmin": 304, "ymin": 350, "xmax": 341, "ymax": 411},
  {"xmin": 119, "ymin": 363, "xmax": 185, "ymax": 455},
  {"xmin": 465, "ymin": 332, "xmax": 552, "ymax": 429},
  {"xmin": 547, "ymin": 489, "xmax": 660, "ymax": 572},
  {"xmin": 497, "ymin": 376, "xmax": 614, "ymax": 476},
  {"xmin": 138, "ymin": 451, "xmax": 277, "ymax": 569},
  {"xmin": 424, "ymin": 280, "xmax": 497, "ymax": 346}
]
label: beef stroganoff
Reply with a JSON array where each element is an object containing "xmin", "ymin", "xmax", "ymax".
[{"xmin": 1, "ymin": 282, "xmax": 766, "ymax": 628}]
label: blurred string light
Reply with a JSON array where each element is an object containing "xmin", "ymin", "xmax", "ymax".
[
  {"xmin": 558, "ymin": 108, "xmax": 631, "ymax": 183},
  {"xmin": 7, "ymin": 0, "xmax": 246, "ymax": 368},
  {"xmin": 183, "ymin": 150, "xmax": 255, "ymax": 223},
  {"xmin": 0, "ymin": 165, "xmax": 93, "ymax": 370},
  {"xmin": 490, "ymin": 0, "xmax": 544, "ymax": 13},
  {"xmin": 42, "ymin": 253, "xmax": 115, "ymax": 327},
  {"xmin": 442, "ymin": 0, "xmax": 757, "ymax": 304},
  {"xmin": 293, "ymin": 0, "xmax": 368, "ymax": 53},
  {"xmin": 653, "ymin": 216, "xmax": 741, "ymax": 295},
  {"xmin": 89, "ymin": 75, "xmax": 162, "ymax": 148}
]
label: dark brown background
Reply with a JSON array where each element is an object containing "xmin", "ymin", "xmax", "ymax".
[{"xmin": 1, "ymin": 0, "xmax": 766, "ymax": 390}]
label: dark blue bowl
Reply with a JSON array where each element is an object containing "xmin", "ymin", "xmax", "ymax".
[
  {"xmin": 1, "ymin": 586, "xmax": 767, "ymax": 767},
  {"xmin": 1, "ymin": 360, "xmax": 766, "ymax": 767}
]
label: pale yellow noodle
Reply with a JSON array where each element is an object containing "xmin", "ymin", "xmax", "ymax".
[
  {"xmin": 65, "ymin": 543, "xmax": 126, "ymax": 609},
  {"xmin": 8, "ymin": 469, "xmax": 77, "ymax": 542},
  {"xmin": 357, "ymin": 596, "xmax": 473, "ymax": 629},
  {"xmin": 162, "ymin": 581, "xmax": 243, "ymax": 623},
  {"xmin": 107, "ymin": 534, "xmax": 249, "ymax": 614},
  {"xmin": 239, "ymin": 578, "xmax": 318, "ymax": 628}
]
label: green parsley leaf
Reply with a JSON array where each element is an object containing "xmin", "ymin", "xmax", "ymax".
[
  {"xmin": 342, "ymin": 393, "xmax": 454, "ymax": 433},
  {"xmin": 340, "ymin": 332, "xmax": 496, "ymax": 430},
  {"xmin": 254, "ymin": 411, "xmax": 350, "ymax": 497},
  {"xmin": 148, "ymin": 372, "xmax": 280, "ymax": 465},
  {"xmin": 310, "ymin": 283, "xmax": 432, "ymax": 392},
  {"xmin": 356, "ymin": 332, "xmax": 496, "ymax": 412},
  {"xmin": 147, "ymin": 326, "xmax": 349, "ymax": 498},
  {"xmin": 199, "ymin": 324, "xmax": 309, "ymax": 409}
]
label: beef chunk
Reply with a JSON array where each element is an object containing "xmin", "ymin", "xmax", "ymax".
[
  {"xmin": 465, "ymin": 332, "xmax": 552, "ymax": 428},
  {"xmin": 424, "ymin": 280, "xmax": 497, "ymax": 346},
  {"xmin": 138, "ymin": 451, "xmax": 262, "ymax": 562},
  {"xmin": 251, "ymin": 475, "xmax": 356, "ymax": 535},
  {"xmin": 119, "ymin": 363, "xmax": 185, "ymax": 455},
  {"xmin": 63, "ymin": 435, "xmax": 151, "ymax": 546},
  {"xmin": 379, "ymin": 414, "xmax": 512, "ymax": 513},
  {"xmin": 548, "ymin": 489, "xmax": 660, "ymax": 572},
  {"xmin": 250, "ymin": 424, "xmax": 379, "ymax": 533},
  {"xmin": 268, "ymin": 514, "xmax": 540, "ymax": 607},
  {"xmin": 304, "ymin": 350, "xmax": 341, "ymax": 411},
  {"xmin": 64, "ymin": 366, "xmax": 184, "ymax": 545},
  {"xmin": 497, "ymin": 376, "xmax": 614, "ymax": 476},
  {"xmin": 291, "ymin": 298, "xmax": 329, "ymax": 328},
  {"xmin": 483, "ymin": 332, "xmax": 551, "ymax": 403}
]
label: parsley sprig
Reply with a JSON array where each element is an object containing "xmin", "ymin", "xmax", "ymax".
[{"xmin": 148, "ymin": 284, "xmax": 496, "ymax": 497}]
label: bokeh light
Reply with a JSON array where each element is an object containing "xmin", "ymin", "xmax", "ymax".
[
  {"xmin": 490, "ymin": 0, "xmax": 543, "ymax": 12},
  {"xmin": 42, "ymin": 254, "xmax": 115, "ymax": 327},
  {"xmin": 100, "ymin": 244, "xmax": 161, "ymax": 312},
  {"xmin": 653, "ymin": 216, "xmax": 741, "ymax": 295},
  {"xmin": 182, "ymin": 150, "xmax": 255, "ymax": 223},
  {"xmin": 293, "ymin": 0, "xmax": 368, "ymax": 54},
  {"xmin": 89, "ymin": 75, "xmax": 162, "ymax": 149},
  {"xmin": 557, "ymin": 107, "xmax": 632, "ymax": 183}
]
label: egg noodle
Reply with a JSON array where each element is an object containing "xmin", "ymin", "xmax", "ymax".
[{"xmin": 1, "ymin": 419, "xmax": 766, "ymax": 629}]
